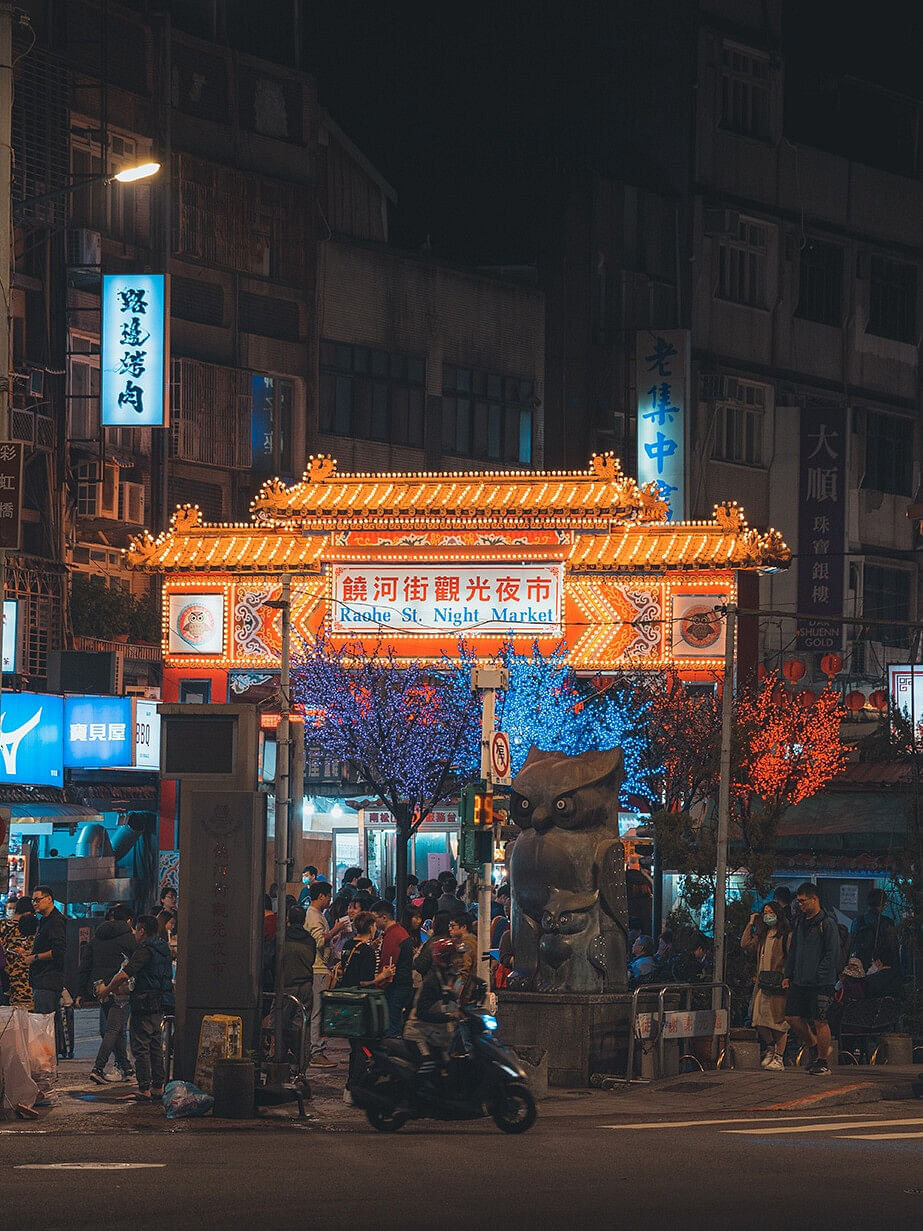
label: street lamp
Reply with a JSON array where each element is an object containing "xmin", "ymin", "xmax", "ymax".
[{"xmin": 12, "ymin": 160, "xmax": 161, "ymax": 221}]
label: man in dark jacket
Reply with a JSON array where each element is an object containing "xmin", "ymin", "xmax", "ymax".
[
  {"xmin": 851, "ymin": 888, "xmax": 900, "ymax": 971},
  {"xmin": 20, "ymin": 885, "xmax": 65, "ymax": 1014},
  {"xmin": 281, "ymin": 904, "xmax": 316, "ymax": 1063},
  {"xmin": 784, "ymin": 882, "xmax": 841, "ymax": 1076},
  {"xmin": 99, "ymin": 914, "xmax": 174, "ymax": 1102},
  {"xmin": 435, "ymin": 875, "xmax": 467, "ymax": 920},
  {"xmin": 77, "ymin": 903, "xmax": 136, "ymax": 1084}
]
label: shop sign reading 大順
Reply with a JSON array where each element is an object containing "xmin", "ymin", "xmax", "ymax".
[{"xmin": 331, "ymin": 563, "xmax": 564, "ymax": 635}]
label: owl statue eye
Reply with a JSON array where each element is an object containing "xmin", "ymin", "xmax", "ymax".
[
  {"xmin": 555, "ymin": 797, "xmax": 568, "ymax": 812},
  {"xmin": 518, "ymin": 798, "xmax": 531, "ymax": 812},
  {"xmin": 559, "ymin": 912, "xmax": 572, "ymax": 928}
]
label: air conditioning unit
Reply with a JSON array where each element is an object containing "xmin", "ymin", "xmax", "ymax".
[
  {"xmin": 700, "ymin": 374, "xmax": 741, "ymax": 401},
  {"xmin": 65, "ymin": 228, "xmax": 101, "ymax": 268},
  {"xmin": 125, "ymin": 685, "xmax": 161, "ymax": 699},
  {"xmin": 119, "ymin": 481, "xmax": 145, "ymax": 525},
  {"xmin": 703, "ymin": 208, "xmax": 740, "ymax": 237}
]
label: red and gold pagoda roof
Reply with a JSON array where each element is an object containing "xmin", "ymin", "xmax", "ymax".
[{"xmin": 126, "ymin": 453, "xmax": 790, "ymax": 575}]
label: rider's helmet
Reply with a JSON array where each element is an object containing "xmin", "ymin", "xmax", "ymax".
[{"xmin": 432, "ymin": 938, "xmax": 465, "ymax": 968}]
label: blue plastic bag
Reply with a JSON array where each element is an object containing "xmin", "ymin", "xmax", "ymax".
[{"xmin": 162, "ymin": 1079, "xmax": 214, "ymax": 1119}]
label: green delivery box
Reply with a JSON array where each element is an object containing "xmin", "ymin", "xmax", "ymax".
[{"xmin": 321, "ymin": 988, "xmax": 390, "ymax": 1039}]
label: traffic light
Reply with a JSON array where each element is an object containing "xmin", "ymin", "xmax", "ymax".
[{"xmin": 460, "ymin": 779, "xmax": 494, "ymax": 870}]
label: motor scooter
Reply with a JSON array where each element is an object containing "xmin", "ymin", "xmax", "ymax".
[{"xmin": 352, "ymin": 1003, "xmax": 537, "ymax": 1134}]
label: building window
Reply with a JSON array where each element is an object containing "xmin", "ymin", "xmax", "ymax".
[
  {"xmin": 67, "ymin": 334, "xmax": 100, "ymax": 440},
  {"xmin": 251, "ymin": 374, "xmax": 295, "ymax": 477},
  {"xmin": 711, "ymin": 381, "xmax": 766, "ymax": 466},
  {"xmin": 442, "ymin": 366, "xmax": 534, "ymax": 466},
  {"xmin": 717, "ymin": 219, "xmax": 767, "ymax": 308},
  {"xmin": 862, "ymin": 411, "xmax": 913, "ymax": 496},
  {"xmin": 319, "ymin": 342, "xmax": 425, "ymax": 447},
  {"xmin": 863, "ymin": 563, "xmax": 911, "ymax": 648},
  {"xmin": 796, "ymin": 239, "xmax": 843, "ymax": 326},
  {"xmin": 719, "ymin": 44, "xmax": 770, "ymax": 139},
  {"xmin": 867, "ymin": 256, "xmax": 917, "ymax": 343},
  {"xmin": 70, "ymin": 128, "xmax": 151, "ymax": 246}
]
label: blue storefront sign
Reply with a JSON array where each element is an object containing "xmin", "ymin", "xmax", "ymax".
[
  {"xmin": 0, "ymin": 692, "xmax": 63, "ymax": 786},
  {"xmin": 635, "ymin": 330, "xmax": 688, "ymax": 521},
  {"xmin": 64, "ymin": 695, "xmax": 134, "ymax": 769},
  {"xmin": 101, "ymin": 273, "xmax": 169, "ymax": 427}
]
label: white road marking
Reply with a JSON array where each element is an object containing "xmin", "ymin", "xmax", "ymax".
[
  {"xmin": 602, "ymin": 1113, "xmax": 880, "ymax": 1130},
  {"xmin": 724, "ymin": 1118, "xmax": 923, "ymax": 1136},
  {"xmin": 15, "ymin": 1163, "xmax": 166, "ymax": 1170},
  {"xmin": 839, "ymin": 1132, "xmax": 923, "ymax": 1141}
]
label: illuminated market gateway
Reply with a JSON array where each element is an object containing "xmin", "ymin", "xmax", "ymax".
[{"xmin": 127, "ymin": 453, "xmax": 790, "ymax": 879}]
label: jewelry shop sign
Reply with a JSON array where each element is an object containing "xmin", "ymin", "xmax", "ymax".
[{"xmin": 331, "ymin": 563, "xmax": 564, "ymax": 635}]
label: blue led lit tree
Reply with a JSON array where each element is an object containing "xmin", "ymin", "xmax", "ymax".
[
  {"xmin": 291, "ymin": 633, "xmax": 479, "ymax": 903},
  {"xmin": 451, "ymin": 641, "xmax": 655, "ymax": 806}
]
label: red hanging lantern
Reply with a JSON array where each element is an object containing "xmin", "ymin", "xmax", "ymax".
[
  {"xmin": 820, "ymin": 653, "xmax": 844, "ymax": 677},
  {"xmin": 868, "ymin": 689, "xmax": 889, "ymax": 712},
  {"xmin": 771, "ymin": 685, "xmax": 788, "ymax": 706},
  {"xmin": 782, "ymin": 659, "xmax": 806, "ymax": 682},
  {"xmin": 795, "ymin": 688, "xmax": 817, "ymax": 709},
  {"xmin": 845, "ymin": 690, "xmax": 866, "ymax": 713}
]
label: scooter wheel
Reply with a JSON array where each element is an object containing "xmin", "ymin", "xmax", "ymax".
[
  {"xmin": 491, "ymin": 1082, "xmax": 537, "ymax": 1134},
  {"xmin": 366, "ymin": 1105, "xmax": 408, "ymax": 1132}
]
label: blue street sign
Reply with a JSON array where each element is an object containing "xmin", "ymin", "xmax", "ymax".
[{"xmin": 0, "ymin": 692, "xmax": 64, "ymax": 786}]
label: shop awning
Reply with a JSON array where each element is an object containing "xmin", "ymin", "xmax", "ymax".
[
  {"xmin": 776, "ymin": 791, "xmax": 910, "ymax": 841},
  {"xmin": 9, "ymin": 804, "xmax": 105, "ymax": 831}
]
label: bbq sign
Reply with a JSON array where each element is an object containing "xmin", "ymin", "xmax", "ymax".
[{"xmin": 331, "ymin": 563, "xmax": 564, "ymax": 636}]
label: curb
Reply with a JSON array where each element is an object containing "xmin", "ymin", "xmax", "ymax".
[{"xmin": 748, "ymin": 1078, "xmax": 917, "ymax": 1112}]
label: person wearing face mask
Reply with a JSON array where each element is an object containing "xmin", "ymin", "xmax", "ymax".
[{"xmin": 742, "ymin": 900, "xmax": 792, "ymax": 1070}]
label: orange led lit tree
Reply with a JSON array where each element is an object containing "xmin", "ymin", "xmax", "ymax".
[{"xmin": 646, "ymin": 671, "xmax": 847, "ymax": 895}]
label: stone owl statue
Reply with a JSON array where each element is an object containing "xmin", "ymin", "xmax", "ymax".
[{"xmin": 507, "ymin": 746, "xmax": 628, "ymax": 993}]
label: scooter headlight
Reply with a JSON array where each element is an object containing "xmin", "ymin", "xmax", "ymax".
[{"xmin": 481, "ymin": 1013, "xmax": 498, "ymax": 1032}]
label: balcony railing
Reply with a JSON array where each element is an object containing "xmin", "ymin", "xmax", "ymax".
[{"xmin": 73, "ymin": 634, "xmax": 161, "ymax": 662}]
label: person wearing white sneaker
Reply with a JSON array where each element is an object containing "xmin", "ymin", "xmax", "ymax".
[{"xmin": 741, "ymin": 900, "xmax": 792, "ymax": 1072}]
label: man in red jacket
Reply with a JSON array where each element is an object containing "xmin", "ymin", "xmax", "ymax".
[{"xmin": 372, "ymin": 900, "xmax": 415, "ymax": 1038}]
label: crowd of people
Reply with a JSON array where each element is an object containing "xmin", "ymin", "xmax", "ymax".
[{"xmin": 268, "ymin": 864, "xmax": 511, "ymax": 1101}]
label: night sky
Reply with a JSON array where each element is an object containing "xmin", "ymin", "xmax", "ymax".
[{"xmin": 187, "ymin": 0, "xmax": 922, "ymax": 263}]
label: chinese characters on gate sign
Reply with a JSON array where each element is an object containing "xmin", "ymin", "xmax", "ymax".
[
  {"xmin": 635, "ymin": 330, "xmax": 687, "ymax": 520},
  {"xmin": 101, "ymin": 274, "xmax": 167, "ymax": 427},
  {"xmin": 332, "ymin": 563, "xmax": 564, "ymax": 635},
  {"xmin": 797, "ymin": 407, "xmax": 846, "ymax": 652}
]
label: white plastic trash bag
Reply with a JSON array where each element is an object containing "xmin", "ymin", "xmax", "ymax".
[
  {"xmin": 26, "ymin": 1009, "xmax": 57, "ymax": 1092},
  {"xmin": 0, "ymin": 1007, "xmax": 39, "ymax": 1111}
]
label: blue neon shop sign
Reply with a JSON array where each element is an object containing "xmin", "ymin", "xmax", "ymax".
[
  {"xmin": 101, "ymin": 273, "xmax": 169, "ymax": 427},
  {"xmin": 64, "ymin": 695, "xmax": 134, "ymax": 769},
  {"xmin": 0, "ymin": 692, "xmax": 64, "ymax": 786}
]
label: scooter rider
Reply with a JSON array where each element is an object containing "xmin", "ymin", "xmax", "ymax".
[{"xmin": 404, "ymin": 937, "xmax": 466, "ymax": 1080}]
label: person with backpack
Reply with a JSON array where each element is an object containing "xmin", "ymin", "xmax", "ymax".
[
  {"xmin": 97, "ymin": 914, "xmax": 174, "ymax": 1102},
  {"xmin": 741, "ymin": 900, "xmax": 791, "ymax": 1070},
  {"xmin": 850, "ymin": 888, "xmax": 900, "ymax": 972},
  {"xmin": 783, "ymin": 883, "xmax": 841, "ymax": 1076}
]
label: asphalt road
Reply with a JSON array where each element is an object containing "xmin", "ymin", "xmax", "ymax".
[{"xmin": 3, "ymin": 1105, "xmax": 923, "ymax": 1230}]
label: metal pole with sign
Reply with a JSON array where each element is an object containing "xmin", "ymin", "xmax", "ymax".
[
  {"xmin": 713, "ymin": 603, "xmax": 736, "ymax": 991},
  {"xmin": 471, "ymin": 667, "xmax": 509, "ymax": 990}
]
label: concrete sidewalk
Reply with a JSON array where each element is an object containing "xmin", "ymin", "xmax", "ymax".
[{"xmin": 2, "ymin": 1007, "xmax": 918, "ymax": 1133}]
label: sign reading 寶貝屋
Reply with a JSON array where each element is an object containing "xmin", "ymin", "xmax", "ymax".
[
  {"xmin": 797, "ymin": 406, "xmax": 846, "ymax": 652},
  {"xmin": 635, "ymin": 329, "xmax": 688, "ymax": 521},
  {"xmin": 101, "ymin": 273, "xmax": 169, "ymax": 427},
  {"xmin": 331, "ymin": 563, "xmax": 564, "ymax": 635}
]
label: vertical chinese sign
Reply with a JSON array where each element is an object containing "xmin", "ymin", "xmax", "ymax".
[
  {"xmin": 797, "ymin": 405, "xmax": 846, "ymax": 652},
  {"xmin": 101, "ymin": 273, "xmax": 170, "ymax": 427},
  {"xmin": 636, "ymin": 330, "xmax": 688, "ymax": 521},
  {"xmin": 0, "ymin": 441, "xmax": 23, "ymax": 549}
]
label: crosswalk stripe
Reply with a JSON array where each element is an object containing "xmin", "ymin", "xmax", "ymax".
[
  {"xmin": 839, "ymin": 1132, "xmax": 923, "ymax": 1141},
  {"xmin": 602, "ymin": 1113, "xmax": 881, "ymax": 1131},
  {"xmin": 725, "ymin": 1118, "xmax": 923, "ymax": 1136}
]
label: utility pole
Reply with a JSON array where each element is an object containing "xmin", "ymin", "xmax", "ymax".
[
  {"xmin": 713, "ymin": 603, "xmax": 736, "ymax": 988},
  {"xmin": 0, "ymin": 2, "xmax": 12, "ymax": 710},
  {"xmin": 268, "ymin": 578, "xmax": 292, "ymax": 1072},
  {"xmin": 471, "ymin": 666, "xmax": 509, "ymax": 991}
]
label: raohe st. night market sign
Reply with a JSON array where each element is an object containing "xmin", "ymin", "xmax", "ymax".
[{"xmin": 125, "ymin": 453, "xmax": 790, "ymax": 675}]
